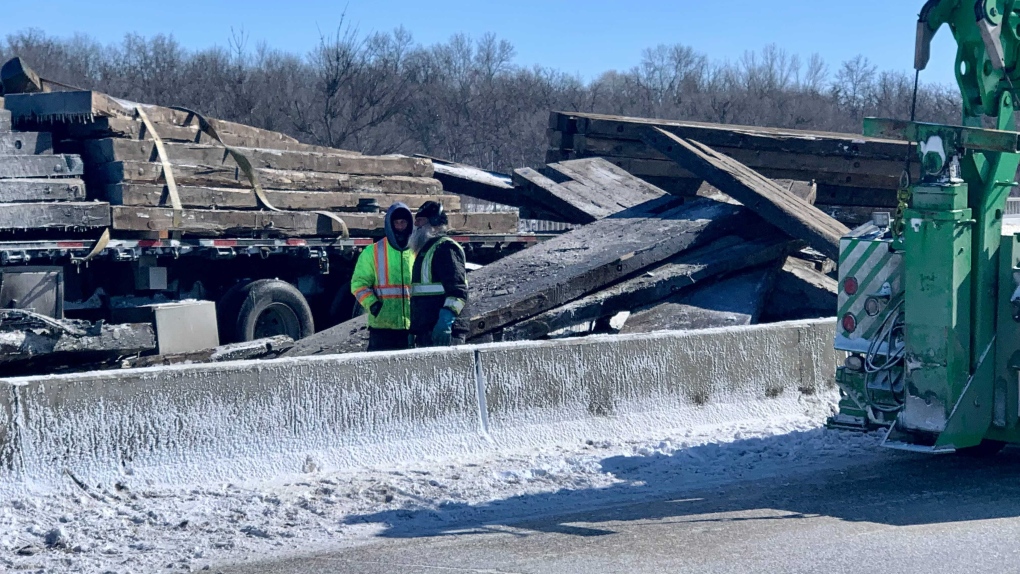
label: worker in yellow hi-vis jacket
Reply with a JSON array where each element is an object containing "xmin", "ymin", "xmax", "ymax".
[{"xmin": 350, "ymin": 203, "xmax": 414, "ymax": 351}]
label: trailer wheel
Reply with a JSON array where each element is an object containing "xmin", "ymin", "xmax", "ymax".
[{"xmin": 228, "ymin": 279, "xmax": 315, "ymax": 343}]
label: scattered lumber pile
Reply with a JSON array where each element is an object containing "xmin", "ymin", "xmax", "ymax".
[
  {"xmin": 0, "ymin": 103, "xmax": 107, "ymax": 232},
  {"xmin": 1, "ymin": 59, "xmax": 518, "ymax": 238},
  {"xmin": 284, "ymin": 139, "xmax": 841, "ymax": 357},
  {"xmin": 547, "ymin": 111, "xmax": 911, "ymax": 226}
]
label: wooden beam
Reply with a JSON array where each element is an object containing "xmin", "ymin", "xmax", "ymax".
[
  {"xmin": 84, "ymin": 138, "xmax": 392, "ymax": 175},
  {"xmin": 61, "ymin": 118, "xmax": 328, "ymax": 151},
  {"xmin": 761, "ymin": 256, "xmax": 838, "ymax": 322},
  {"xmin": 122, "ymin": 335, "xmax": 294, "ymax": 368},
  {"xmin": 104, "ymin": 183, "xmax": 460, "ymax": 211},
  {"xmin": 512, "ymin": 167, "xmax": 600, "ymax": 224},
  {"xmin": 0, "ymin": 154, "xmax": 83, "ymax": 178},
  {"xmin": 422, "ymin": 156, "xmax": 524, "ymax": 207},
  {"xmin": 0, "ymin": 201, "xmax": 110, "ymax": 229},
  {"xmin": 0, "ymin": 178, "xmax": 86, "ymax": 202},
  {"xmin": 639, "ymin": 127, "xmax": 848, "ymax": 260},
  {"xmin": 0, "ymin": 131, "xmax": 52, "ymax": 155},
  {"xmin": 619, "ymin": 264, "xmax": 779, "ymax": 334},
  {"xmin": 94, "ymin": 161, "xmax": 439, "ymax": 190},
  {"xmin": 111, "ymin": 206, "xmax": 517, "ymax": 237},
  {"xmin": 501, "ymin": 233, "xmax": 799, "ymax": 341},
  {"xmin": 458, "ymin": 197, "xmax": 756, "ymax": 339}
]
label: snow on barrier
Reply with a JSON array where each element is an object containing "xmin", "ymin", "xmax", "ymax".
[{"xmin": 0, "ymin": 318, "xmax": 839, "ymax": 491}]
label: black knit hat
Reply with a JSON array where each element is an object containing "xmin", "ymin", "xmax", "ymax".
[{"xmin": 416, "ymin": 201, "xmax": 448, "ymax": 226}]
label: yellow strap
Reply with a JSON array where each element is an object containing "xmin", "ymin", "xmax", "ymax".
[
  {"xmin": 169, "ymin": 107, "xmax": 349, "ymax": 239},
  {"xmin": 135, "ymin": 106, "xmax": 183, "ymax": 228},
  {"xmin": 74, "ymin": 228, "xmax": 110, "ymax": 264}
]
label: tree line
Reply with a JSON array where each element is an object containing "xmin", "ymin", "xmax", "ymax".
[{"xmin": 0, "ymin": 25, "xmax": 962, "ymax": 173}]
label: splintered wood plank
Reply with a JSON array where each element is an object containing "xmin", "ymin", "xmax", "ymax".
[
  {"xmin": 0, "ymin": 131, "xmax": 52, "ymax": 155},
  {"xmin": 545, "ymin": 157, "xmax": 667, "ymax": 204},
  {"xmin": 0, "ymin": 201, "xmax": 110, "ymax": 230},
  {"xmin": 83, "ymin": 139, "xmax": 417, "ymax": 176},
  {"xmin": 512, "ymin": 167, "xmax": 601, "ymax": 224},
  {"xmin": 94, "ymin": 161, "xmax": 439, "ymax": 191},
  {"xmin": 422, "ymin": 156, "xmax": 525, "ymax": 207},
  {"xmin": 111, "ymin": 206, "xmax": 516, "ymax": 237},
  {"xmin": 640, "ymin": 127, "xmax": 848, "ymax": 260},
  {"xmin": 104, "ymin": 183, "xmax": 460, "ymax": 211},
  {"xmin": 501, "ymin": 233, "xmax": 799, "ymax": 341},
  {"xmin": 761, "ymin": 256, "xmax": 838, "ymax": 322},
  {"xmin": 458, "ymin": 197, "xmax": 757, "ymax": 339},
  {"xmin": 0, "ymin": 321, "xmax": 156, "ymax": 366},
  {"xmin": 0, "ymin": 178, "xmax": 86, "ymax": 202},
  {"xmin": 0, "ymin": 154, "xmax": 83, "ymax": 178},
  {"xmin": 620, "ymin": 264, "xmax": 779, "ymax": 334}
]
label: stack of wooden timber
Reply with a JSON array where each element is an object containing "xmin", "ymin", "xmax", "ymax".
[
  {"xmin": 2, "ymin": 84, "xmax": 517, "ymax": 237},
  {"xmin": 0, "ymin": 98, "xmax": 109, "ymax": 232},
  {"xmin": 284, "ymin": 137, "xmax": 842, "ymax": 357},
  {"xmin": 547, "ymin": 111, "xmax": 914, "ymax": 227}
]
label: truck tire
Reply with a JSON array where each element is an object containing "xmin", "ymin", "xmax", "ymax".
[{"xmin": 228, "ymin": 279, "xmax": 315, "ymax": 343}]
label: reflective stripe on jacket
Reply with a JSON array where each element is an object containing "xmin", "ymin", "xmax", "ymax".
[
  {"xmin": 350, "ymin": 237, "xmax": 413, "ymax": 330},
  {"xmin": 410, "ymin": 236, "xmax": 468, "ymax": 334}
]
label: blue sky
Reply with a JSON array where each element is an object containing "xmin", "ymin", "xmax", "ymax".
[{"xmin": 1, "ymin": 1, "xmax": 961, "ymax": 86}]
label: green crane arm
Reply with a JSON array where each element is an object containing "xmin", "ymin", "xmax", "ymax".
[{"xmin": 916, "ymin": 0, "xmax": 1019, "ymax": 123}]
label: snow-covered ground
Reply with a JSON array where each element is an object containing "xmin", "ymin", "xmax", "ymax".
[{"xmin": 0, "ymin": 397, "xmax": 888, "ymax": 573}]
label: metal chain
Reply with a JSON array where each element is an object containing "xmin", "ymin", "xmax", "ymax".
[{"xmin": 893, "ymin": 69, "xmax": 922, "ymax": 238}]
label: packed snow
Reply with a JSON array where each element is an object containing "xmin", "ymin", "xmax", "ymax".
[{"xmin": 0, "ymin": 395, "xmax": 891, "ymax": 573}]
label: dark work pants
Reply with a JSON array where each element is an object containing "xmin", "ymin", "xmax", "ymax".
[
  {"xmin": 412, "ymin": 332, "xmax": 465, "ymax": 348},
  {"xmin": 367, "ymin": 328, "xmax": 411, "ymax": 352}
]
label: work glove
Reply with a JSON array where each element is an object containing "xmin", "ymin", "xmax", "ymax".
[
  {"xmin": 432, "ymin": 308, "xmax": 456, "ymax": 346},
  {"xmin": 370, "ymin": 301, "xmax": 383, "ymax": 317}
]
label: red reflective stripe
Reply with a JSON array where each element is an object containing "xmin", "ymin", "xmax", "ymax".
[{"xmin": 354, "ymin": 287, "xmax": 373, "ymax": 303}]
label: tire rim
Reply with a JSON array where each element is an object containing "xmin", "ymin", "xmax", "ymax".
[{"xmin": 253, "ymin": 302, "xmax": 302, "ymax": 339}]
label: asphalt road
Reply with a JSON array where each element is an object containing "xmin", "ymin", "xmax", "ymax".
[{"xmin": 218, "ymin": 447, "xmax": 1020, "ymax": 574}]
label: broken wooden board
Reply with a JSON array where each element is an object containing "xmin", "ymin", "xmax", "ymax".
[
  {"xmin": 0, "ymin": 310, "xmax": 155, "ymax": 367},
  {"xmin": 501, "ymin": 232, "xmax": 799, "ymax": 341},
  {"xmin": 5, "ymin": 90, "xmax": 302, "ymax": 148},
  {"xmin": 421, "ymin": 156, "xmax": 524, "ymax": 207},
  {"xmin": 458, "ymin": 197, "xmax": 756, "ymax": 339},
  {"xmin": 619, "ymin": 265, "xmax": 779, "ymax": 334},
  {"xmin": 93, "ymin": 161, "xmax": 438, "ymax": 191},
  {"xmin": 640, "ymin": 127, "xmax": 848, "ymax": 260},
  {"xmin": 122, "ymin": 335, "xmax": 294, "ymax": 368},
  {"xmin": 512, "ymin": 157, "xmax": 667, "ymax": 224},
  {"xmin": 0, "ymin": 178, "xmax": 86, "ymax": 202},
  {"xmin": 111, "ymin": 206, "xmax": 517, "ymax": 236},
  {"xmin": 761, "ymin": 256, "xmax": 838, "ymax": 322},
  {"xmin": 0, "ymin": 154, "xmax": 82, "ymax": 178},
  {"xmin": 0, "ymin": 131, "xmax": 52, "ymax": 155},
  {"xmin": 815, "ymin": 204, "xmax": 884, "ymax": 227},
  {"xmin": 0, "ymin": 201, "xmax": 109, "ymax": 229},
  {"xmin": 104, "ymin": 183, "xmax": 460, "ymax": 211},
  {"xmin": 84, "ymin": 138, "xmax": 406, "ymax": 176},
  {"xmin": 281, "ymin": 314, "xmax": 371, "ymax": 357}
]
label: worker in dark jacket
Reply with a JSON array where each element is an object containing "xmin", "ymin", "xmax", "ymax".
[
  {"xmin": 350, "ymin": 203, "xmax": 414, "ymax": 351},
  {"xmin": 409, "ymin": 201, "xmax": 468, "ymax": 347}
]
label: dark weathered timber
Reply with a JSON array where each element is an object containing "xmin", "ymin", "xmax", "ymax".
[
  {"xmin": 281, "ymin": 314, "xmax": 371, "ymax": 357},
  {"xmin": 0, "ymin": 178, "xmax": 86, "ymax": 202},
  {"xmin": 94, "ymin": 161, "xmax": 438, "ymax": 190},
  {"xmin": 0, "ymin": 131, "xmax": 52, "ymax": 155},
  {"xmin": 111, "ymin": 206, "xmax": 517, "ymax": 236},
  {"xmin": 551, "ymin": 111, "xmax": 911, "ymax": 160},
  {"xmin": 512, "ymin": 167, "xmax": 601, "ymax": 224},
  {"xmin": 0, "ymin": 154, "xmax": 83, "ymax": 178},
  {"xmin": 0, "ymin": 57, "xmax": 46, "ymax": 94},
  {"xmin": 58, "ymin": 117, "xmax": 303, "ymax": 149},
  {"xmin": 83, "ymin": 139, "xmax": 402, "ymax": 175},
  {"xmin": 104, "ymin": 183, "xmax": 460, "ymax": 211},
  {"xmin": 572, "ymin": 154, "xmax": 901, "ymax": 189},
  {"xmin": 0, "ymin": 201, "xmax": 109, "ymax": 229},
  {"xmin": 5, "ymin": 90, "xmax": 305, "ymax": 149},
  {"xmin": 501, "ymin": 233, "xmax": 799, "ymax": 341},
  {"xmin": 620, "ymin": 264, "xmax": 779, "ymax": 334},
  {"xmin": 458, "ymin": 197, "xmax": 756, "ymax": 339},
  {"xmin": 814, "ymin": 203, "xmax": 885, "ymax": 227},
  {"xmin": 0, "ymin": 313, "xmax": 155, "ymax": 369},
  {"xmin": 640, "ymin": 128, "xmax": 848, "ymax": 260},
  {"xmin": 761, "ymin": 256, "xmax": 838, "ymax": 322},
  {"xmin": 545, "ymin": 157, "xmax": 667, "ymax": 203},
  {"xmin": 816, "ymin": 184, "xmax": 898, "ymax": 207},
  {"xmin": 573, "ymin": 134, "xmax": 910, "ymax": 179},
  {"xmin": 123, "ymin": 335, "xmax": 294, "ymax": 368},
  {"xmin": 421, "ymin": 156, "xmax": 525, "ymax": 207}
]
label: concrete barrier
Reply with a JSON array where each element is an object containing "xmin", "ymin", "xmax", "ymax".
[
  {"xmin": 477, "ymin": 319, "xmax": 839, "ymax": 449},
  {"xmin": 0, "ymin": 318, "xmax": 838, "ymax": 490}
]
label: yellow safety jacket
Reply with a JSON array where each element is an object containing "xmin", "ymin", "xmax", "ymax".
[{"xmin": 351, "ymin": 238, "xmax": 413, "ymax": 330}]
